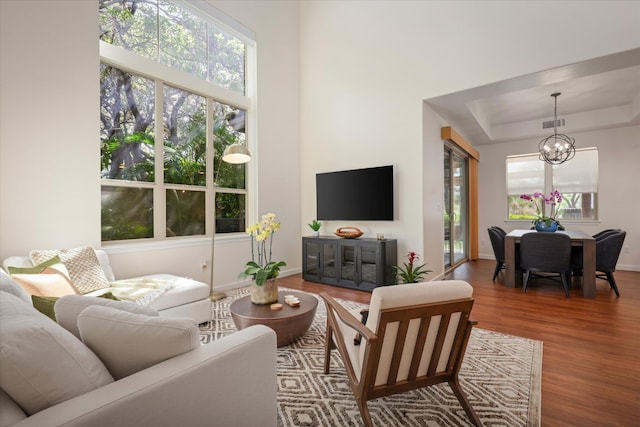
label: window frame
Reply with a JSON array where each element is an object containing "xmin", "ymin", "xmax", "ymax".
[
  {"xmin": 505, "ymin": 147, "xmax": 599, "ymax": 224},
  {"xmin": 99, "ymin": 1, "xmax": 257, "ymax": 246}
]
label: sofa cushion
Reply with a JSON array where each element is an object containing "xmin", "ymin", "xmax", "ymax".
[
  {"xmin": 78, "ymin": 305, "xmax": 201, "ymax": 380},
  {"xmin": 0, "ymin": 270, "xmax": 31, "ymax": 305},
  {"xmin": 54, "ymin": 294, "xmax": 158, "ymax": 339},
  {"xmin": 0, "ymin": 291, "xmax": 114, "ymax": 416},
  {"xmin": 0, "ymin": 388, "xmax": 26, "ymax": 427},
  {"xmin": 140, "ymin": 274, "xmax": 210, "ymax": 311},
  {"xmin": 30, "ymin": 246, "xmax": 110, "ymax": 294}
]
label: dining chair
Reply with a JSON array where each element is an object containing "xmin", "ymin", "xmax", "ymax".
[
  {"xmin": 520, "ymin": 232, "xmax": 572, "ymax": 298},
  {"xmin": 571, "ymin": 228, "xmax": 623, "ymax": 275},
  {"xmin": 595, "ymin": 230, "xmax": 626, "ymax": 297},
  {"xmin": 593, "ymin": 228, "xmax": 622, "ymax": 241},
  {"xmin": 320, "ymin": 281, "xmax": 482, "ymax": 427},
  {"xmin": 487, "ymin": 227, "xmax": 506, "ymax": 281}
]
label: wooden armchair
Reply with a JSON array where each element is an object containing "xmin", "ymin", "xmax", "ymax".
[{"xmin": 320, "ymin": 281, "xmax": 482, "ymax": 426}]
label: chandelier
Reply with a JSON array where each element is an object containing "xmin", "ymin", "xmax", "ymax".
[{"xmin": 538, "ymin": 92, "xmax": 576, "ymax": 165}]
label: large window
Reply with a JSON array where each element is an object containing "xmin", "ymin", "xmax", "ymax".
[
  {"xmin": 99, "ymin": 0, "xmax": 254, "ymax": 242},
  {"xmin": 507, "ymin": 148, "xmax": 598, "ymax": 221}
]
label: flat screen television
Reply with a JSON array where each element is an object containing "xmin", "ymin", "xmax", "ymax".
[{"xmin": 316, "ymin": 165, "xmax": 394, "ymax": 221}]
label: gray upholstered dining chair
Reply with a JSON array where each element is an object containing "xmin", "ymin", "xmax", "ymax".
[
  {"xmin": 520, "ymin": 232, "xmax": 572, "ymax": 298},
  {"xmin": 571, "ymin": 228, "xmax": 623, "ymax": 278},
  {"xmin": 593, "ymin": 228, "xmax": 622, "ymax": 241},
  {"xmin": 487, "ymin": 227, "xmax": 506, "ymax": 281},
  {"xmin": 320, "ymin": 281, "xmax": 482, "ymax": 427},
  {"xmin": 595, "ymin": 230, "xmax": 626, "ymax": 297}
]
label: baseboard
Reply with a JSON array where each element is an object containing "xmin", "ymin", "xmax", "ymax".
[{"xmin": 213, "ymin": 267, "xmax": 303, "ymax": 293}]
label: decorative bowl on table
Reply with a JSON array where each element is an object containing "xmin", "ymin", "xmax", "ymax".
[{"xmin": 334, "ymin": 227, "xmax": 363, "ymax": 239}]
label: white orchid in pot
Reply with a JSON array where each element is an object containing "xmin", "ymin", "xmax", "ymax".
[{"xmin": 240, "ymin": 213, "xmax": 286, "ymax": 304}]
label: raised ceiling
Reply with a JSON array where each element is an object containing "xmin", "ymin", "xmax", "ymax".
[{"xmin": 426, "ymin": 48, "xmax": 640, "ymax": 146}]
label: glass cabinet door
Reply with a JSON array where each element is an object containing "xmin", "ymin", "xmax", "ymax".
[
  {"xmin": 359, "ymin": 243, "xmax": 378, "ymax": 285},
  {"xmin": 340, "ymin": 243, "xmax": 357, "ymax": 282},
  {"xmin": 322, "ymin": 242, "xmax": 336, "ymax": 279},
  {"xmin": 304, "ymin": 241, "xmax": 320, "ymax": 277}
]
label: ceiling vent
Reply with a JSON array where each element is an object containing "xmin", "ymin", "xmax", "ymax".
[{"xmin": 542, "ymin": 118, "xmax": 565, "ymax": 129}]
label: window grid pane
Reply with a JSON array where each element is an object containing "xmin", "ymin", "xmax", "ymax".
[
  {"xmin": 99, "ymin": 0, "xmax": 246, "ymax": 94},
  {"xmin": 101, "ymin": 186, "xmax": 154, "ymax": 241},
  {"xmin": 159, "ymin": 0, "xmax": 208, "ymax": 80},
  {"xmin": 163, "ymin": 85, "xmax": 207, "ymax": 186},
  {"xmin": 215, "ymin": 193, "xmax": 246, "ymax": 234},
  {"xmin": 166, "ymin": 189, "xmax": 206, "ymax": 237},
  {"xmin": 212, "ymin": 100, "xmax": 246, "ymax": 189},
  {"xmin": 100, "ymin": 64, "xmax": 156, "ymax": 182},
  {"xmin": 99, "ymin": 0, "xmax": 159, "ymax": 60}
]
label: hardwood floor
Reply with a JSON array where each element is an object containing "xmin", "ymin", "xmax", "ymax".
[{"xmin": 278, "ymin": 260, "xmax": 640, "ymax": 426}]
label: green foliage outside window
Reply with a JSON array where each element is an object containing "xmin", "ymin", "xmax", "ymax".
[{"xmin": 99, "ymin": 0, "xmax": 249, "ymax": 241}]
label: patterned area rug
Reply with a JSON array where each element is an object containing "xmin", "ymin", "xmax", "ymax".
[{"xmin": 199, "ymin": 287, "xmax": 542, "ymax": 426}]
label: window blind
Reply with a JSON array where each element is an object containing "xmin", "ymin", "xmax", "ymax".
[
  {"xmin": 506, "ymin": 154, "xmax": 544, "ymax": 195},
  {"xmin": 552, "ymin": 148, "xmax": 598, "ymax": 193}
]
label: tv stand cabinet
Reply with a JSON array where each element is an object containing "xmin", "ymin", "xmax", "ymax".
[{"xmin": 302, "ymin": 236, "xmax": 397, "ymax": 291}]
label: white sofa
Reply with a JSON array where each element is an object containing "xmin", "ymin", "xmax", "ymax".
[
  {"xmin": 3, "ymin": 249, "xmax": 211, "ymax": 324},
  {"xmin": 0, "ymin": 274, "xmax": 278, "ymax": 427}
]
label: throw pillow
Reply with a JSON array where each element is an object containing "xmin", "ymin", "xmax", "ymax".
[
  {"xmin": 0, "ymin": 270, "xmax": 31, "ymax": 305},
  {"xmin": 0, "ymin": 292, "xmax": 114, "ymax": 416},
  {"xmin": 54, "ymin": 294, "xmax": 158, "ymax": 339},
  {"xmin": 10, "ymin": 269, "xmax": 80, "ymax": 297},
  {"xmin": 77, "ymin": 305, "xmax": 201, "ymax": 380},
  {"xmin": 96, "ymin": 291, "xmax": 119, "ymax": 300},
  {"xmin": 30, "ymin": 246, "xmax": 110, "ymax": 294},
  {"xmin": 7, "ymin": 255, "xmax": 70, "ymax": 277},
  {"xmin": 31, "ymin": 295, "xmax": 59, "ymax": 321},
  {"xmin": 31, "ymin": 292, "xmax": 121, "ymax": 321}
]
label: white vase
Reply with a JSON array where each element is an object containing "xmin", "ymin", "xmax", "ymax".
[
  {"xmin": 250, "ymin": 278, "xmax": 278, "ymax": 305},
  {"xmin": 312, "ymin": 231, "xmax": 320, "ymax": 237}
]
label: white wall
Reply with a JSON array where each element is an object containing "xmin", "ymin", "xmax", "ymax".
[
  {"xmin": 477, "ymin": 126, "xmax": 640, "ymax": 271},
  {"xmin": 1, "ymin": 0, "xmax": 100, "ymax": 254},
  {"xmin": 0, "ymin": 0, "xmax": 301, "ymax": 290},
  {"xmin": 299, "ymin": 0, "xmax": 640, "ymax": 277}
]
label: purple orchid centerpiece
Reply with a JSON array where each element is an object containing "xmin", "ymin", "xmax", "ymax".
[{"xmin": 520, "ymin": 191, "xmax": 565, "ymax": 230}]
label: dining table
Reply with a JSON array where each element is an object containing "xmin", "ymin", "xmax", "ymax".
[{"xmin": 504, "ymin": 229, "xmax": 596, "ymax": 298}]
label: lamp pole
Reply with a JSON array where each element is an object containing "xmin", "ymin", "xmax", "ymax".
[{"xmin": 210, "ymin": 143, "xmax": 252, "ymax": 301}]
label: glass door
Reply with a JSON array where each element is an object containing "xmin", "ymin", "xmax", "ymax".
[{"xmin": 444, "ymin": 145, "xmax": 468, "ymax": 268}]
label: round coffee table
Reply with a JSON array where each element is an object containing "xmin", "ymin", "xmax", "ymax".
[{"xmin": 229, "ymin": 291, "xmax": 318, "ymax": 347}]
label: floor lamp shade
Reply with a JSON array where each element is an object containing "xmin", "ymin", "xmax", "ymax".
[{"xmin": 222, "ymin": 144, "xmax": 251, "ymax": 164}]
